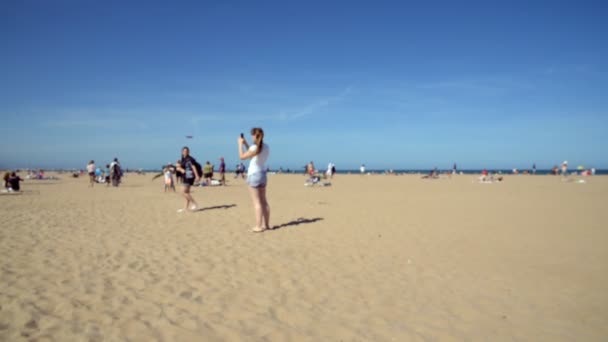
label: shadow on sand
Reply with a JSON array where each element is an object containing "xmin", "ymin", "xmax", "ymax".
[
  {"xmin": 270, "ymin": 217, "xmax": 324, "ymax": 231},
  {"xmin": 196, "ymin": 204, "xmax": 237, "ymax": 212}
]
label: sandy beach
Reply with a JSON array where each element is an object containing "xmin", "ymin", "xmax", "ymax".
[{"xmin": 1, "ymin": 173, "xmax": 607, "ymax": 341}]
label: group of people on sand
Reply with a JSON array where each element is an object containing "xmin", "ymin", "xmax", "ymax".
[
  {"xmin": 86, "ymin": 158, "xmax": 123, "ymax": 188},
  {"xmin": 3, "ymin": 171, "xmax": 23, "ymax": 192},
  {"xmin": 172, "ymin": 128, "xmax": 271, "ymax": 233}
]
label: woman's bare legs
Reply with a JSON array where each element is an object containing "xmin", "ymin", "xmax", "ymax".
[
  {"xmin": 182, "ymin": 186, "xmax": 198, "ymax": 211},
  {"xmin": 248, "ymin": 186, "xmax": 270, "ymax": 231},
  {"xmin": 259, "ymin": 186, "xmax": 270, "ymax": 229},
  {"xmin": 248, "ymin": 187, "xmax": 264, "ymax": 230}
]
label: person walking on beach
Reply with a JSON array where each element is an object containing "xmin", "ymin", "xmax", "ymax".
[
  {"xmin": 219, "ymin": 157, "xmax": 226, "ymax": 185},
  {"xmin": 87, "ymin": 160, "xmax": 96, "ymax": 187},
  {"xmin": 360, "ymin": 164, "xmax": 366, "ymax": 175},
  {"xmin": 533, "ymin": 163, "xmax": 537, "ymax": 175},
  {"xmin": 176, "ymin": 147, "xmax": 200, "ymax": 212},
  {"xmin": 110, "ymin": 158, "xmax": 122, "ymax": 187},
  {"xmin": 238, "ymin": 127, "xmax": 270, "ymax": 233}
]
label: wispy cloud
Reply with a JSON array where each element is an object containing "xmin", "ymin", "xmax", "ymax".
[
  {"xmin": 286, "ymin": 86, "xmax": 353, "ymax": 120},
  {"xmin": 189, "ymin": 86, "xmax": 354, "ymax": 124}
]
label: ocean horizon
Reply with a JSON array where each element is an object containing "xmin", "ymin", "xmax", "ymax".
[{"xmin": 24, "ymin": 168, "xmax": 608, "ymax": 176}]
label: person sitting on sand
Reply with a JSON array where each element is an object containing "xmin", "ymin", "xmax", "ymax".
[
  {"xmin": 479, "ymin": 169, "xmax": 489, "ymax": 182},
  {"xmin": 307, "ymin": 161, "xmax": 315, "ymax": 178},
  {"xmin": 422, "ymin": 167, "xmax": 439, "ymax": 179},
  {"xmin": 7, "ymin": 172, "xmax": 23, "ymax": 192},
  {"xmin": 203, "ymin": 161, "xmax": 213, "ymax": 185},
  {"xmin": 238, "ymin": 127, "xmax": 270, "ymax": 233}
]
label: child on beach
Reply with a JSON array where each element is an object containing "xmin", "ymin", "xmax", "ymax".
[
  {"xmin": 163, "ymin": 164, "xmax": 175, "ymax": 192},
  {"xmin": 238, "ymin": 128, "xmax": 270, "ymax": 232}
]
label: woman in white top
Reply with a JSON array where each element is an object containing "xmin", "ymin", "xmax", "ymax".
[{"xmin": 238, "ymin": 127, "xmax": 270, "ymax": 232}]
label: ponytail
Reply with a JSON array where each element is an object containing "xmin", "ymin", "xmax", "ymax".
[{"xmin": 251, "ymin": 127, "xmax": 265, "ymax": 156}]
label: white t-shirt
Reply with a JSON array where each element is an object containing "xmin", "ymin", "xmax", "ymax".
[
  {"xmin": 87, "ymin": 164, "xmax": 95, "ymax": 173},
  {"xmin": 247, "ymin": 143, "xmax": 269, "ymax": 175}
]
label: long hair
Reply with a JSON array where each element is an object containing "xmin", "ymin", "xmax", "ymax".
[{"xmin": 251, "ymin": 127, "xmax": 264, "ymax": 155}]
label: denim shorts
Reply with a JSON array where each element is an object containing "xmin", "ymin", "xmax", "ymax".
[{"xmin": 247, "ymin": 171, "xmax": 267, "ymax": 188}]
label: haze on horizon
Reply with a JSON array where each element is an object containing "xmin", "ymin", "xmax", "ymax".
[{"xmin": 1, "ymin": 1, "xmax": 607, "ymax": 170}]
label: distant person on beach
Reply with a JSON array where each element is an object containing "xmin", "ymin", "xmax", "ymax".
[
  {"xmin": 175, "ymin": 160, "xmax": 183, "ymax": 184},
  {"xmin": 203, "ymin": 161, "xmax": 213, "ymax": 185},
  {"xmin": 234, "ymin": 164, "xmax": 242, "ymax": 178},
  {"xmin": 7, "ymin": 172, "xmax": 23, "ymax": 192},
  {"xmin": 110, "ymin": 158, "xmax": 122, "ymax": 187},
  {"xmin": 104, "ymin": 164, "xmax": 111, "ymax": 186},
  {"xmin": 326, "ymin": 162, "xmax": 335, "ymax": 179},
  {"xmin": 238, "ymin": 127, "xmax": 270, "ymax": 233},
  {"xmin": 235, "ymin": 163, "xmax": 246, "ymax": 179},
  {"xmin": 452, "ymin": 163, "xmax": 457, "ymax": 175},
  {"xmin": 87, "ymin": 160, "xmax": 96, "ymax": 187},
  {"xmin": 533, "ymin": 163, "xmax": 537, "ymax": 175},
  {"xmin": 561, "ymin": 161, "xmax": 568, "ymax": 177},
  {"xmin": 360, "ymin": 164, "xmax": 366, "ymax": 175},
  {"xmin": 163, "ymin": 164, "xmax": 175, "ymax": 192},
  {"xmin": 3, "ymin": 172, "xmax": 10, "ymax": 189},
  {"xmin": 219, "ymin": 157, "xmax": 226, "ymax": 185},
  {"xmin": 176, "ymin": 146, "xmax": 200, "ymax": 212},
  {"xmin": 307, "ymin": 161, "xmax": 315, "ymax": 177}
]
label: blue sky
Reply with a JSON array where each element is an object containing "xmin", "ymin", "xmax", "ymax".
[{"xmin": 1, "ymin": 1, "xmax": 607, "ymax": 170}]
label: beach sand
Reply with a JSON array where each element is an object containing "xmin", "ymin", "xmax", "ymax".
[{"xmin": 1, "ymin": 173, "xmax": 607, "ymax": 341}]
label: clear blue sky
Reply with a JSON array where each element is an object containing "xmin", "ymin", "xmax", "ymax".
[{"xmin": 1, "ymin": 1, "xmax": 607, "ymax": 170}]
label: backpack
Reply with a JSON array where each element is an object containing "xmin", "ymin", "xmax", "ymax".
[{"xmin": 191, "ymin": 158, "xmax": 203, "ymax": 177}]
